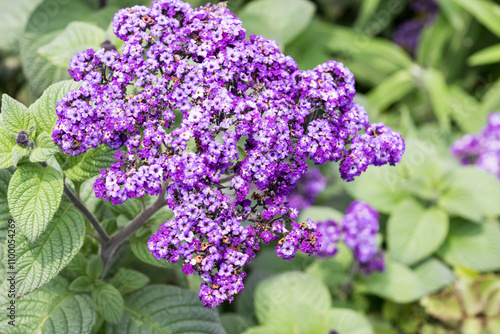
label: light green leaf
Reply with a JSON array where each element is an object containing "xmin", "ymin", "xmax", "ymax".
[
  {"xmin": 0, "ymin": 130, "xmax": 16, "ymax": 169},
  {"xmin": 327, "ymin": 308, "xmax": 374, "ymax": 334},
  {"xmin": 29, "ymin": 80, "xmax": 81, "ymax": 135},
  {"xmin": 355, "ymin": 0, "xmax": 381, "ymax": 29},
  {"xmin": 92, "ymin": 282, "xmax": 124, "ymax": 324},
  {"xmin": 0, "ymin": 0, "xmax": 43, "ymax": 50},
  {"xmin": 413, "ymin": 258, "xmax": 456, "ymax": 296},
  {"xmin": 106, "ymin": 285, "xmax": 226, "ymax": 334},
  {"xmin": 2, "ymin": 276, "xmax": 96, "ymax": 334},
  {"xmin": 1, "ymin": 94, "xmax": 32, "ymax": 134},
  {"xmin": 238, "ymin": 0, "xmax": 316, "ymax": 47},
  {"xmin": 434, "ymin": 0, "xmax": 465, "ymax": 30},
  {"xmin": 110, "ymin": 268, "xmax": 150, "ymax": 295},
  {"xmin": 366, "ymin": 70, "xmax": 415, "ymax": 112},
  {"xmin": 242, "ymin": 326, "xmax": 283, "ymax": 334},
  {"xmin": 422, "ymin": 68, "xmax": 450, "ymax": 132},
  {"xmin": 438, "ymin": 219, "xmax": 500, "ymax": 272},
  {"xmin": 254, "ymin": 271, "xmax": 330, "ymax": 333},
  {"xmin": 63, "ymin": 145, "xmax": 117, "ymax": 182},
  {"xmin": 450, "ymin": 0, "xmax": 500, "ymax": 38},
  {"xmin": 86, "ymin": 255, "xmax": 103, "ymax": 280},
  {"xmin": 469, "ymin": 43, "xmax": 500, "ymax": 66},
  {"xmin": 360, "ymin": 259, "xmax": 425, "ymax": 303},
  {"xmin": 438, "ymin": 185, "xmax": 482, "ymax": 222},
  {"xmin": 388, "ymin": 199, "xmax": 449, "ymax": 265},
  {"xmin": 446, "ymin": 85, "xmax": 485, "ymax": 134},
  {"xmin": 306, "ymin": 243, "xmax": 353, "ymax": 287},
  {"xmin": 11, "ymin": 145, "xmax": 29, "ymax": 168},
  {"xmin": 298, "ymin": 206, "xmax": 343, "ymax": 223},
  {"xmin": 69, "ymin": 276, "xmax": 94, "ymax": 293},
  {"xmin": 449, "ymin": 167, "xmax": 500, "ymax": 218},
  {"xmin": 7, "ymin": 164, "xmax": 63, "ymax": 242},
  {"xmin": 417, "ymin": 14, "xmax": 454, "ymax": 68},
  {"xmin": 29, "ymin": 132, "xmax": 60, "ymax": 162},
  {"xmin": 8, "ymin": 198, "xmax": 85, "ymax": 296},
  {"xmin": 38, "ymin": 22, "xmax": 105, "ymax": 68}
]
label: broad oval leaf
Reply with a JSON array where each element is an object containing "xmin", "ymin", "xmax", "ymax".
[
  {"xmin": 3, "ymin": 276, "xmax": 96, "ymax": 334},
  {"xmin": 106, "ymin": 285, "xmax": 226, "ymax": 334},
  {"xmin": 110, "ymin": 268, "xmax": 150, "ymax": 295},
  {"xmin": 29, "ymin": 132, "xmax": 60, "ymax": 162},
  {"xmin": 413, "ymin": 258, "xmax": 456, "ymax": 296},
  {"xmin": 388, "ymin": 199, "xmax": 449, "ymax": 265},
  {"xmin": 92, "ymin": 282, "xmax": 124, "ymax": 324},
  {"xmin": 28, "ymin": 80, "xmax": 81, "ymax": 135},
  {"xmin": 327, "ymin": 308, "xmax": 374, "ymax": 334},
  {"xmin": 0, "ymin": 94, "xmax": 32, "ymax": 134},
  {"xmin": 254, "ymin": 271, "xmax": 331, "ymax": 333},
  {"xmin": 238, "ymin": 0, "xmax": 316, "ymax": 47},
  {"xmin": 0, "ymin": 130, "xmax": 16, "ymax": 169},
  {"xmin": 63, "ymin": 145, "xmax": 117, "ymax": 182},
  {"xmin": 9, "ymin": 198, "xmax": 85, "ymax": 296},
  {"xmin": 37, "ymin": 21, "xmax": 105, "ymax": 68},
  {"xmin": 438, "ymin": 219, "xmax": 500, "ymax": 272},
  {"xmin": 7, "ymin": 164, "xmax": 63, "ymax": 242}
]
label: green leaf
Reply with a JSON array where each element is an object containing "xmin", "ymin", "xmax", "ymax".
[
  {"xmin": 130, "ymin": 232, "xmax": 174, "ymax": 269},
  {"xmin": 355, "ymin": 0, "xmax": 381, "ymax": 29},
  {"xmin": 92, "ymin": 282, "xmax": 124, "ymax": 324},
  {"xmin": 422, "ymin": 68, "xmax": 450, "ymax": 132},
  {"xmin": 238, "ymin": 0, "xmax": 316, "ymax": 47},
  {"xmin": 450, "ymin": 0, "xmax": 500, "ymax": 38},
  {"xmin": 434, "ymin": 0, "xmax": 465, "ymax": 30},
  {"xmin": 438, "ymin": 219, "xmax": 500, "ymax": 272},
  {"xmin": 480, "ymin": 78, "xmax": 500, "ymax": 116},
  {"xmin": 448, "ymin": 167, "xmax": 500, "ymax": 218},
  {"xmin": 360, "ymin": 259, "xmax": 425, "ymax": 303},
  {"xmin": 242, "ymin": 326, "xmax": 283, "ymax": 334},
  {"xmin": 1, "ymin": 94, "xmax": 32, "ymax": 134},
  {"xmin": 2, "ymin": 276, "xmax": 96, "ymax": 334},
  {"xmin": 63, "ymin": 145, "xmax": 117, "ymax": 182},
  {"xmin": 38, "ymin": 21, "xmax": 105, "ymax": 68},
  {"xmin": 11, "ymin": 145, "xmax": 29, "ymax": 168},
  {"xmin": 8, "ymin": 198, "xmax": 85, "ymax": 296},
  {"xmin": 298, "ymin": 206, "xmax": 343, "ymax": 223},
  {"xmin": 306, "ymin": 243, "xmax": 353, "ymax": 287},
  {"xmin": 413, "ymin": 258, "xmax": 456, "ymax": 296},
  {"xmin": 110, "ymin": 268, "xmax": 149, "ymax": 295},
  {"xmin": 327, "ymin": 308, "xmax": 374, "ymax": 334},
  {"xmin": 220, "ymin": 313, "xmax": 251, "ymax": 334},
  {"xmin": 0, "ymin": 130, "xmax": 16, "ymax": 169},
  {"xmin": 86, "ymin": 255, "xmax": 103, "ymax": 280},
  {"xmin": 29, "ymin": 132, "xmax": 60, "ymax": 162},
  {"xmin": 366, "ymin": 69, "xmax": 415, "ymax": 112},
  {"xmin": 0, "ymin": 0, "xmax": 43, "ymax": 50},
  {"xmin": 468, "ymin": 43, "xmax": 500, "ymax": 66},
  {"xmin": 106, "ymin": 285, "xmax": 226, "ymax": 334},
  {"xmin": 254, "ymin": 271, "xmax": 330, "ymax": 333},
  {"xmin": 7, "ymin": 164, "xmax": 63, "ymax": 242},
  {"xmin": 388, "ymin": 199, "xmax": 449, "ymax": 265},
  {"xmin": 438, "ymin": 184, "xmax": 482, "ymax": 222},
  {"xmin": 446, "ymin": 85, "xmax": 485, "ymax": 134},
  {"xmin": 28, "ymin": 80, "xmax": 81, "ymax": 135},
  {"xmin": 417, "ymin": 14, "xmax": 454, "ymax": 68},
  {"xmin": 69, "ymin": 276, "xmax": 94, "ymax": 293}
]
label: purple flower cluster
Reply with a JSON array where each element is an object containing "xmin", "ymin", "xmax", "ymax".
[
  {"xmin": 393, "ymin": 0, "xmax": 438, "ymax": 55},
  {"xmin": 451, "ymin": 112, "xmax": 500, "ymax": 178},
  {"xmin": 287, "ymin": 168, "xmax": 327, "ymax": 210},
  {"xmin": 316, "ymin": 201, "xmax": 384, "ymax": 273},
  {"xmin": 52, "ymin": 0, "xmax": 403, "ymax": 306}
]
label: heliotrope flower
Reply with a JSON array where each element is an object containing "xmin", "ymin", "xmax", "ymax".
[
  {"xmin": 451, "ymin": 112, "xmax": 500, "ymax": 178},
  {"xmin": 53, "ymin": 0, "xmax": 403, "ymax": 307}
]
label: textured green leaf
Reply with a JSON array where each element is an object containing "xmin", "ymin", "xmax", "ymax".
[
  {"xmin": 63, "ymin": 145, "xmax": 117, "ymax": 182},
  {"xmin": 388, "ymin": 199, "xmax": 449, "ymax": 265},
  {"xmin": 7, "ymin": 164, "xmax": 63, "ymax": 242},
  {"xmin": 8, "ymin": 198, "xmax": 85, "ymax": 296},
  {"xmin": 0, "ymin": 0, "xmax": 43, "ymax": 50},
  {"xmin": 28, "ymin": 80, "xmax": 81, "ymax": 135},
  {"xmin": 0, "ymin": 130, "xmax": 16, "ymax": 169},
  {"xmin": 69, "ymin": 276, "xmax": 94, "ymax": 293},
  {"xmin": 11, "ymin": 145, "xmax": 29, "ymax": 168},
  {"xmin": 254, "ymin": 271, "xmax": 330, "ymax": 333},
  {"xmin": 327, "ymin": 308, "xmax": 374, "ymax": 334},
  {"xmin": 0, "ymin": 94, "xmax": 32, "ymax": 134},
  {"xmin": 110, "ymin": 268, "xmax": 150, "ymax": 295},
  {"xmin": 238, "ymin": 0, "xmax": 316, "ymax": 47},
  {"xmin": 360, "ymin": 259, "xmax": 425, "ymax": 303},
  {"xmin": 106, "ymin": 285, "xmax": 226, "ymax": 334},
  {"xmin": 86, "ymin": 255, "xmax": 104, "ymax": 280},
  {"xmin": 92, "ymin": 282, "xmax": 124, "ymax": 324},
  {"xmin": 413, "ymin": 258, "xmax": 456, "ymax": 296},
  {"xmin": 29, "ymin": 132, "xmax": 60, "ymax": 162},
  {"xmin": 438, "ymin": 219, "xmax": 500, "ymax": 272},
  {"xmin": 38, "ymin": 22, "xmax": 105, "ymax": 68},
  {"xmin": 2, "ymin": 276, "xmax": 96, "ymax": 334}
]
